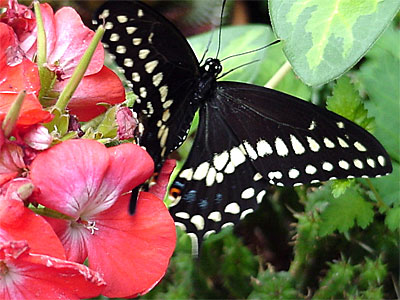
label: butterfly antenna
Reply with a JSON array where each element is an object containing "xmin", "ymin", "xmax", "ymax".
[
  {"xmin": 220, "ymin": 39, "xmax": 280, "ymax": 62},
  {"xmin": 199, "ymin": 30, "xmax": 215, "ymax": 65},
  {"xmin": 215, "ymin": 0, "xmax": 227, "ymax": 59},
  {"xmin": 217, "ymin": 59, "xmax": 259, "ymax": 79}
]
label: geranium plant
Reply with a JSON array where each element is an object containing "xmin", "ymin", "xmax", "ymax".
[{"xmin": 0, "ymin": 1, "xmax": 177, "ymax": 299}]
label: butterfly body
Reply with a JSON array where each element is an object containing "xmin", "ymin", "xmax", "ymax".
[{"xmin": 93, "ymin": 1, "xmax": 392, "ymax": 249}]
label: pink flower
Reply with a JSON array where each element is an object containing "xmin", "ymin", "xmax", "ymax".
[
  {"xmin": 0, "ymin": 198, "xmax": 106, "ymax": 299},
  {"xmin": 1, "ymin": 2, "xmax": 125, "ymax": 121},
  {"xmin": 117, "ymin": 106, "xmax": 138, "ymax": 140},
  {"xmin": 30, "ymin": 139, "xmax": 177, "ymax": 297}
]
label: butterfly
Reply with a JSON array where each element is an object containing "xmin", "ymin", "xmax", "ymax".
[{"xmin": 93, "ymin": 0, "xmax": 392, "ymax": 250}]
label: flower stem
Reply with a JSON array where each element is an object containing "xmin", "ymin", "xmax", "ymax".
[
  {"xmin": 2, "ymin": 91, "xmax": 26, "ymax": 137},
  {"xmin": 33, "ymin": 0, "xmax": 53, "ymax": 102},
  {"xmin": 30, "ymin": 205, "xmax": 75, "ymax": 220},
  {"xmin": 265, "ymin": 60, "xmax": 292, "ymax": 89},
  {"xmin": 55, "ymin": 25, "xmax": 105, "ymax": 113}
]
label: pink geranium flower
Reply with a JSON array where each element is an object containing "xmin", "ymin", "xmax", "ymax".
[
  {"xmin": 30, "ymin": 139, "xmax": 177, "ymax": 298},
  {"xmin": 1, "ymin": 1, "xmax": 125, "ymax": 121},
  {"xmin": 0, "ymin": 198, "xmax": 106, "ymax": 299}
]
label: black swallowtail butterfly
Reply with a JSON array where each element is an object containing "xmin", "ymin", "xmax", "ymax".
[{"xmin": 93, "ymin": 0, "xmax": 392, "ymax": 250}]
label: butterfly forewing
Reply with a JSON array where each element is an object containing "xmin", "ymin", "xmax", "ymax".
[
  {"xmin": 216, "ymin": 82, "xmax": 392, "ymax": 185},
  {"xmin": 94, "ymin": 1, "xmax": 200, "ymax": 167}
]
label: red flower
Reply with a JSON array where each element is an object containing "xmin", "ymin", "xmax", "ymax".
[
  {"xmin": 0, "ymin": 198, "xmax": 106, "ymax": 299},
  {"xmin": 1, "ymin": 2, "xmax": 125, "ymax": 121},
  {"xmin": 0, "ymin": 23, "xmax": 53, "ymax": 129},
  {"xmin": 30, "ymin": 139, "xmax": 177, "ymax": 298}
]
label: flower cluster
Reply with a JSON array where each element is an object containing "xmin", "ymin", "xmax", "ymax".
[{"xmin": 0, "ymin": 1, "xmax": 176, "ymax": 299}]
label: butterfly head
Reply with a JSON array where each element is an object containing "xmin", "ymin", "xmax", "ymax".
[{"xmin": 202, "ymin": 58, "xmax": 223, "ymax": 77}]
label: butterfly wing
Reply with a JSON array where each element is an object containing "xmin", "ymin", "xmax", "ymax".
[
  {"xmin": 93, "ymin": 1, "xmax": 201, "ymax": 167},
  {"xmin": 170, "ymin": 100, "xmax": 269, "ymax": 249},
  {"xmin": 171, "ymin": 81, "xmax": 392, "ymax": 247},
  {"xmin": 216, "ymin": 81, "xmax": 392, "ymax": 185}
]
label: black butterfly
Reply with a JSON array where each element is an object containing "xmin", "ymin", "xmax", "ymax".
[{"xmin": 93, "ymin": 0, "xmax": 392, "ymax": 249}]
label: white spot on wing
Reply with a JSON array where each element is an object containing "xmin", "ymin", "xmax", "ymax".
[
  {"xmin": 256, "ymin": 190, "xmax": 266, "ymax": 204},
  {"xmin": 322, "ymin": 162, "xmax": 334, "ymax": 171},
  {"xmin": 367, "ymin": 158, "xmax": 376, "ymax": 168},
  {"xmin": 139, "ymin": 49, "xmax": 150, "ymax": 59},
  {"xmin": 338, "ymin": 160, "xmax": 350, "ymax": 170},
  {"xmin": 241, "ymin": 187, "xmax": 255, "ymax": 199},
  {"xmin": 105, "ymin": 22, "xmax": 113, "ymax": 30},
  {"xmin": 140, "ymin": 87, "xmax": 147, "ymax": 98},
  {"xmin": 117, "ymin": 15, "xmax": 128, "ymax": 23},
  {"xmin": 353, "ymin": 159, "xmax": 364, "ymax": 169},
  {"xmin": 190, "ymin": 215, "xmax": 204, "ymax": 231},
  {"xmin": 224, "ymin": 162, "xmax": 235, "ymax": 174},
  {"xmin": 275, "ymin": 137, "xmax": 289, "ymax": 156},
  {"xmin": 243, "ymin": 141, "xmax": 258, "ymax": 160},
  {"xmin": 230, "ymin": 147, "xmax": 246, "ymax": 167},
  {"xmin": 208, "ymin": 211, "xmax": 222, "ymax": 222},
  {"xmin": 159, "ymin": 85, "xmax": 168, "ymax": 102},
  {"xmin": 179, "ymin": 168, "xmax": 193, "ymax": 180},
  {"xmin": 240, "ymin": 208, "xmax": 254, "ymax": 219},
  {"xmin": 290, "ymin": 135, "xmax": 305, "ymax": 154},
  {"xmin": 175, "ymin": 212, "xmax": 190, "ymax": 219},
  {"xmin": 307, "ymin": 136, "xmax": 320, "ymax": 152},
  {"xmin": 152, "ymin": 72, "xmax": 163, "ymax": 87},
  {"xmin": 308, "ymin": 120, "xmax": 316, "ymax": 130},
  {"xmin": 123, "ymin": 58, "xmax": 133, "ymax": 67},
  {"xmin": 131, "ymin": 72, "xmax": 140, "ymax": 82},
  {"xmin": 288, "ymin": 168, "xmax": 300, "ymax": 179},
  {"xmin": 224, "ymin": 203, "xmax": 240, "ymax": 214},
  {"xmin": 116, "ymin": 45, "xmax": 126, "ymax": 54},
  {"xmin": 126, "ymin": 26, "xmax": 137, "ymax": 34},
  {"xmin": 253, "ymin": 172, "xmax": 263, "ymax": 181},
  {"xmin": 137, "ymin": 8, "xmax": 144, "ymax": 17},
  {"xmin": 268, "ymin": 171, "xmax": 283, "ymax": 180},
  {"xmin": 337, "ymin": 137, "xmax": 349, "ymax": 148},
  {"xmin": 110, "ymin": 33, "xmax": 120, "ymax": 41},
  {"xmin": 213, "ymin": 151, "xmax": 229, "ymax": 171},
  {"xmin": 163, "ymin": 99, "xmax": 173, "ymax": 109},
  {"xmin": 206, "ymin": 167, "xmax": 217, "ymax": 187},
  {"xmin": 323, "ymin": 137, "xmax": 335, "ymax": 148},
  {"xmin": 256, "ymin": 139, "xmax": 273, "ymax": 157},
  {"xmin": 354, "ymin": 141, "xmax": 367, "ymax": 152},
  {"xmin": 145, "ymin": 60, "xmax": 159, "ymax": 73},
  {"xmin": 193, "ymin": 162, "xmax": 210, "ymax": 180},
  {"xmin": 377, "ymin": 155, "xmax": 386, "ymax": 167},
  {"xmin": 305, "ymin": 164, "xmax": 317, "ymax": 175},
  {"xmin": 337, "ymin": 121, "xmax": 345, "ymax": 129},
  {"xmin": 132, "ymin": 38, "xmax": 142, "ymax": 46}
]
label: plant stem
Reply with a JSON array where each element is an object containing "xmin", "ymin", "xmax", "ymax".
[
  {"xmin": 265, "ymin": 61, "xmax": 292, "ymax": 89},
  {"xmin": 366, "ymin": 178, "xmax": 389, "ymax": 211},
  {"xmin": 55, "ymin": 25, "xmax": 105, "ymax": 113},
  {"xmin": 2, "ymin": 91, "xmax": 26, "ymax": 137}
]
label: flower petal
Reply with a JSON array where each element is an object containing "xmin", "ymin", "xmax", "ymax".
[
  {"xmin": 0, "ymin": 240, "xmax": 105, "ymax": 300},
  {"xmin": 149, "ymin": 159, "xmax": 176, "ymax": 200},
  {"xmin": 54, "ymin": 66, "xmax": 125, "ymax": 121},
  {"xmin": 0, "ymin": 198, "xmax": 66, "ymax": 259},
  {"xmin": 49, "ymin": 7, "xmax": 104, "ymax": 78},
  {"xmin": 87, "ymin": 192, "xmax": 176, "ymax": 298},
  {"xmin": 30, "ymin": 139, "xmax": 110, "ymax": 218}
]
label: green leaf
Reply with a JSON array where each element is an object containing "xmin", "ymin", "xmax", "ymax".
[
  {"xmin": 385, "ymin": 205, "xmax": 400, "ymax": 231},
  {"xmin": 248, "ymin": 270, "xmax": 298, "ymax": 300},
  {"xmin": 189, "ymin": 25, "xmax": 273, "ymax": 83},
  {"xmin": 312, "ymin": 259, "xmax": 355, "ymax": 299},
  {"xmin": 319, "ymin": 188, "xmax": 374, "ymax": 236},
  {"xmin": 327, "ymin": 76, "xmax": 374, "ymax": 131},
  {"xmin": 358, "ymin": 24, "xmax": 400, "ymax": 161},
  {"xmin": 269, "ymin": 0, "xmax": 400, "ymax": 85}
]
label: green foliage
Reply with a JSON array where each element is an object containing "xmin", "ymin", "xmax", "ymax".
[
  {"xmin": 269, "ymin": 0, "xmax": 400, "ymax": 85},
  {"xmin": 319, "ymin": 188, "xmax": 374, "ymax": 236},
  {"xmin": 327, "ymin": 76, "xmax": 374, "ymax": 131},
  {"xmin": 248, "ymin": 270, "xmax": 298, "ymax": 299},
  {"xmin": 385, "ymin": 205, "xmax": 400, "ymax": 231}
]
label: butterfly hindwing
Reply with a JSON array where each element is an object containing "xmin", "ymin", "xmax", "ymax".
[
  {"xmin": 170, "ymin": 101, "xmax": 269, "ymax": 246},
  {"xmin": 94, "ymin": 0, "xmax": 200, "ymax": 167}
]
